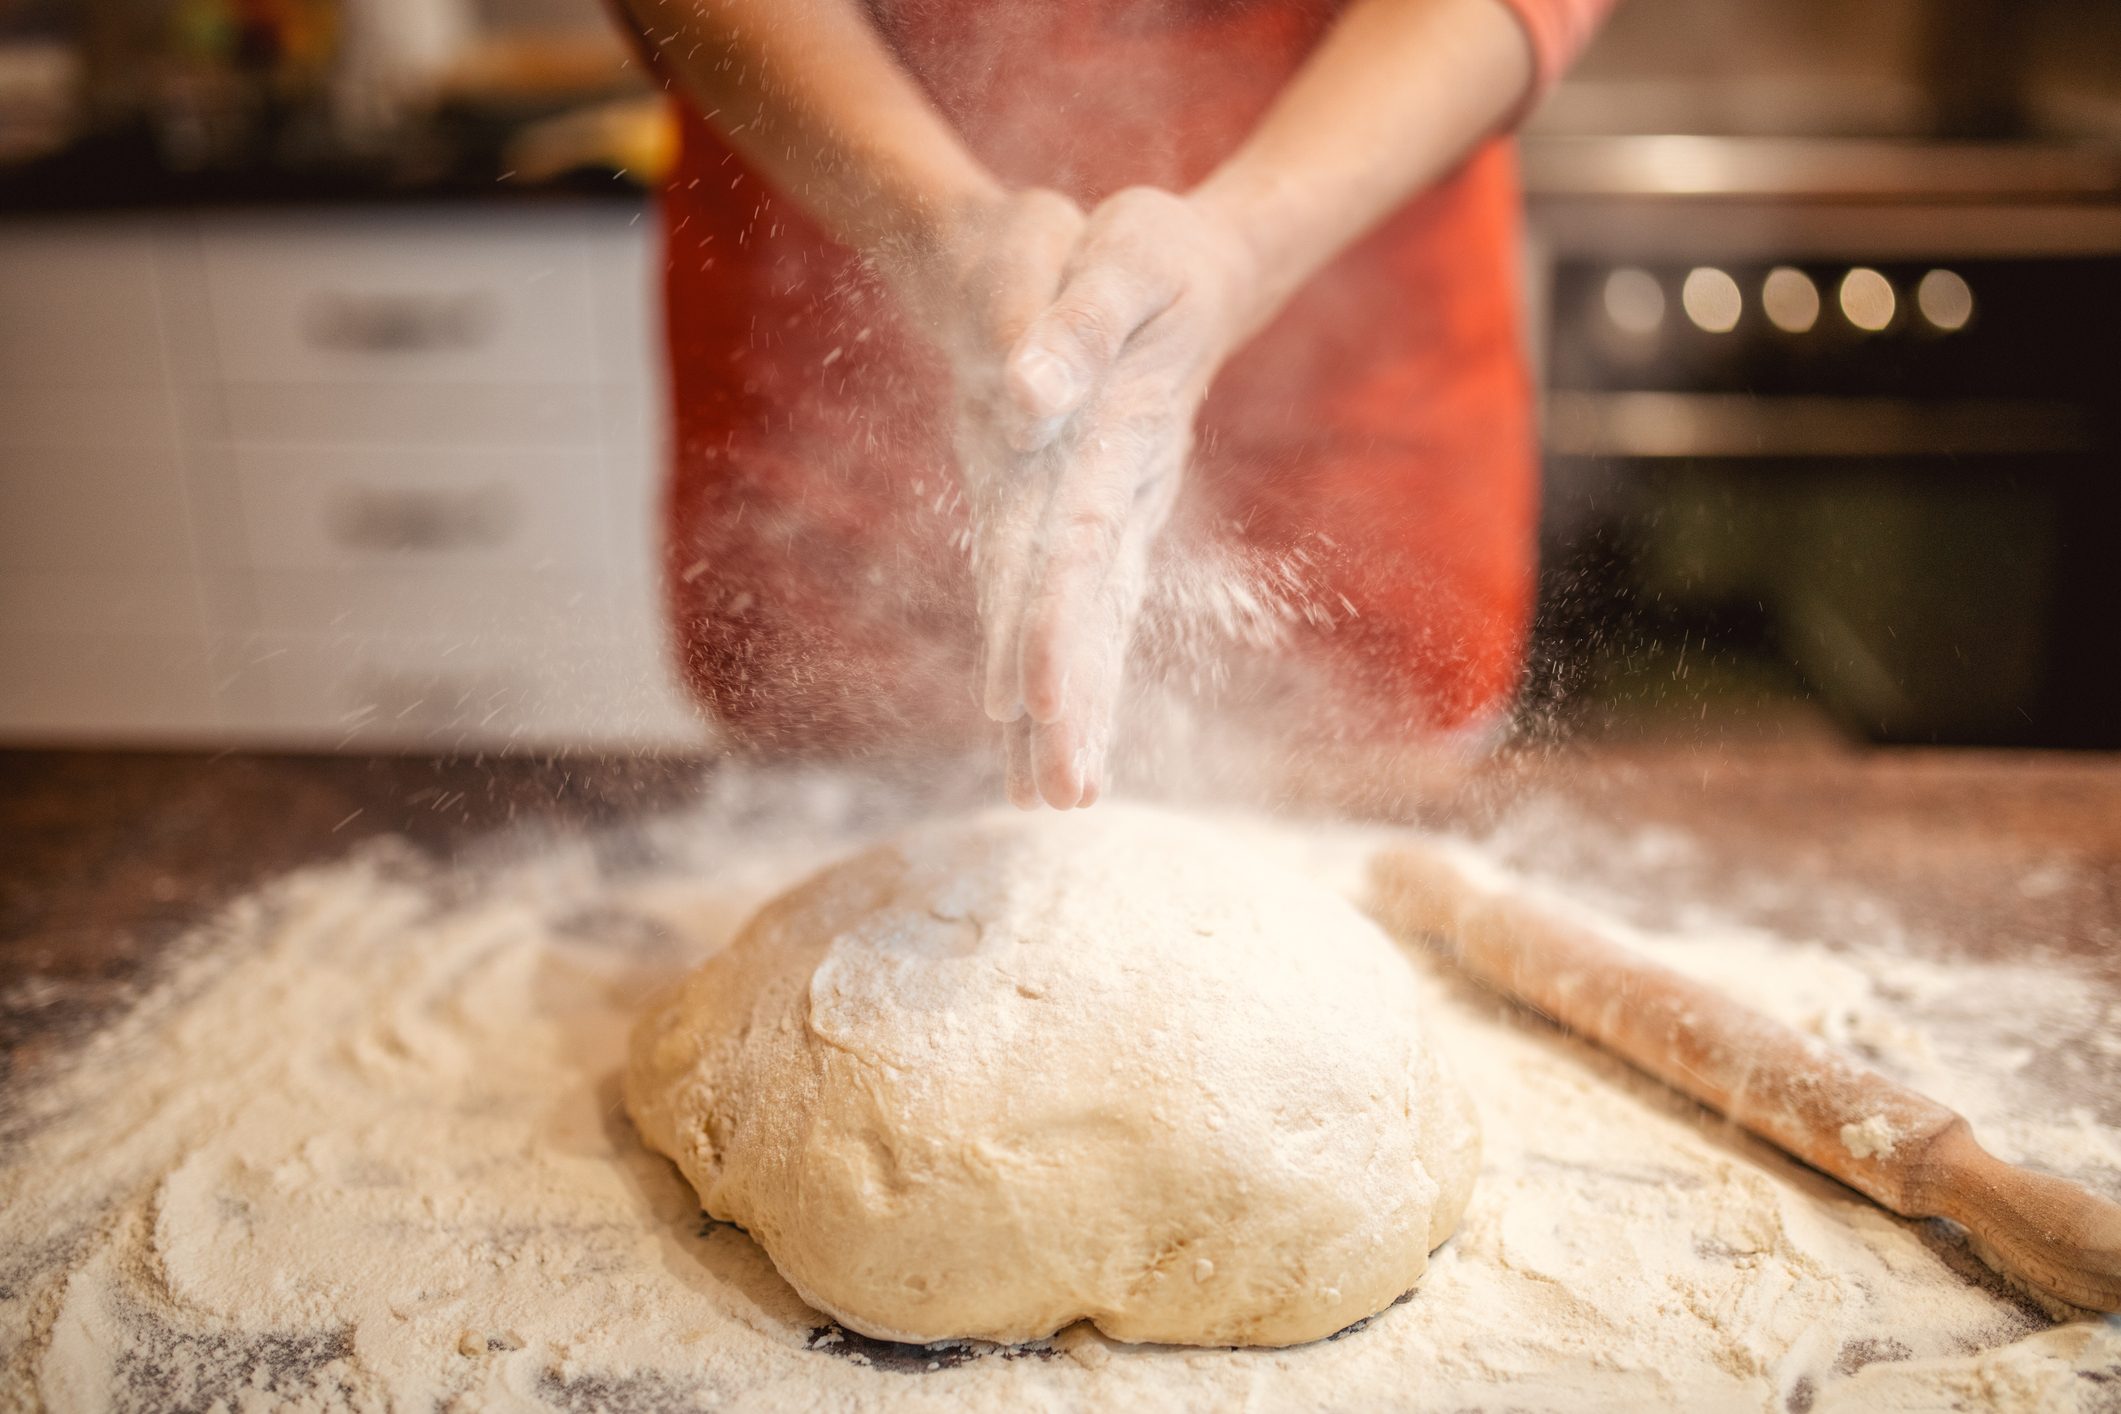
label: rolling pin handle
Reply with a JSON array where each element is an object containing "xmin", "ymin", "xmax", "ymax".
[{"xmin": 1915, "ymin": 1122, "xmax": 2121, "ymax": 1313}]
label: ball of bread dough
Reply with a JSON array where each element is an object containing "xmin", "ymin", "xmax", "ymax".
[{"xmin": 624, "ymin": 806, "xmax": 1478, "ymax": 1347}]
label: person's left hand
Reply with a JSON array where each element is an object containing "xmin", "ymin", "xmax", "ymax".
[{"xmin": 982, "ymin": 186, "xmax": 1264, "ymax": 809}]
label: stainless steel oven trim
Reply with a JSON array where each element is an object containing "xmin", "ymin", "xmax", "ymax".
[{"xmin": 1544, "ymin": 391, "xmax": 2096, "ymax": 458}]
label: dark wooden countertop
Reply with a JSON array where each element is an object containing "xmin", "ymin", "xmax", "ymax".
[
  {"xmin": 4, "ymin": 746, "xmax": 2117, "ymax": 1095},
  {"xmin": 0, "ymin": 749, "xmax": 706, "ymax": 1086}
]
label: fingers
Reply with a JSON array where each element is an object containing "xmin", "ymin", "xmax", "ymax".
[
  {"xmin": 973, "ymin": 479, "xmax": 1044, "ymax": 722},
  {"xmin": 1024, "ymin": 691, "xmax": 1104, "ymax": 810},
  {"xmin": 1025, "ymin": 650, "xmax": 1110, "ymax": 810},
  {"xmin": 1003, "ymin": 717, "xmax": 1038, "ymax": 810},
  {"xmin": 1020, "ymin": 462, "xmax": 1162, "ymax": 809},
  {"xmin": 1018, "ymin": 420, "xmax": 1175, "ymax": 725},
  {"xmin": 979, "ymin": 587, "xmax": 1028, "ymax": 723},
  {"xmin": 1007, "ymin": 260, "xmax": 1178, "ymax": 452},
  {"xmin": 981, "ymin": 192, "xmax": 1088, "ymax": 354},
  {"xmin": 1028, "ymin": 716, "xmax": 1084, "ymax": 810},
  {"xmin": 987, "ymin": 435, "xmax": 1140, "ymax": 807},
  {"xmin": 1015, "ymin": 429, "xmax": 1132, "ymax": 726},
  {"xmin": 960, "ymin": 194, "xmax": 1082, "ymax": 725}
]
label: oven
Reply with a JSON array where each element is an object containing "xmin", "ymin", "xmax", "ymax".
[{"xmin": 1525, "ymin": 138, "xmax": 2121, "ymax": 746}]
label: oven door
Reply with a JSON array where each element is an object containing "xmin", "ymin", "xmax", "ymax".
[{"xmin": 1536, "ymin": 251, "xmax": 2121, "ymax": 747}]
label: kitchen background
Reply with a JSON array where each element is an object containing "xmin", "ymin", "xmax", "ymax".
[{"xmin": 1, "ymin": 0, "xmax": 2116, "ymax": 754}]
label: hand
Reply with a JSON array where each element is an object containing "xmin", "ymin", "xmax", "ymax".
[
  {"xmin": 886, "ymin": 186, "xmax": 1087, "ymax": 428},
  {"xmin": 876, "ymin": 188, "xmax": 1093, "ymax": 793},
  {"xmin": 984, "ymin": 186, "xmax": 1264, "ymax": 809}
]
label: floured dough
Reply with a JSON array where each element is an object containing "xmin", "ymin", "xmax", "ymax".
[{"xmin": 624, "ymin": 806, "xmax": 1478, "ymax": 1347}]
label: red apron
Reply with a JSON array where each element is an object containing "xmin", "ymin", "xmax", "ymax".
[{"xmin": 656, "ymin": 1, "xmax": 1539, "ymax": 754}]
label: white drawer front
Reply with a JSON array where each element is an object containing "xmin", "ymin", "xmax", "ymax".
[
  {"xmin": 241, "ymin": 565, "xmax": 616, "ymax": 640},
  {"xmin": 0, "ymin": 569, "xmax": 208, "ymax": 637},
  {"xmin": 0, "ymin": 445, "xmax": 196, "ymax": 569},
  {"xmin": 216, "ymin": 633, "xmax": 527, "ymax": 745},
  {"xmin": 216, "ymin": 632, "xmax": 700, "ymax": 749},
  {"xmin": 584, "ymin": 210, "xmax": 657, "ymax": 385},
  {"xmin": 0, "ymin": 631, "xmax": 222, "ymax": 738},
  {"xmin": 198, "ymin": 211, "xmax": 599, "ymax": 385},
  {"xmin": 0, "ymin": 385, "xmax": 177, "ymax": 450},
  {"xmin": 227, "ymin": 446, "xmax": 612, "ymax": 572},
  {"xmin": 212, "ymin": 381, "xmax": 606, "ymax": 448},
  {"xmin": 0, "ymin": 222, "xmax": 171, "ymax": 389}
]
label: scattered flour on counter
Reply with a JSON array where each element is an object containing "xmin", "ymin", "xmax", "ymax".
[{"xmin": 2, "ymin": 776, "xmax": 2117, "ymax": 1413}]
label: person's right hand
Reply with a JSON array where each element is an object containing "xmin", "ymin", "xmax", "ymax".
[
  {"xmin": 882, "ymin": 187, "xmax": 1090, "ymax": 807},
  {"xmin": 981, "ymin": 187, "xmax": 1263, "ymax": 811}
]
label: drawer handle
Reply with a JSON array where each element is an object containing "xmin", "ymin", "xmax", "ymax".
[
  {"xmin": 303, "ymin": 292, "xmax": 499, "ymax": 353},
  {"xmin": 329, "ymin": 486, "xmax": 517, "ymax": 552}
]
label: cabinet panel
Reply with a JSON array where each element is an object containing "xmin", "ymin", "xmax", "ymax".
[
  {"xmin": 0, "ymin": 222, "xmax": 170, "ymax": 389},
  {"xmin": 0, "ymin": 631, "xmax": 222, "ymax": 738},
  {"xmin": 0, "ymin": 445, "xmax": 197, "ymax": 569},
  {"xmin": 214, "ymin": 631, "xmax": 701, "ymax": 749},
  {"xmin": 199, "ymin": 211, "xmax": 599, "ymax": 386},
  {"xmin": 585, "ymin": 210, "xmax": 657, "ymax": 385},
  {"xmin": 0, "ymin": 207, "xmax": 678, "ymax": 748},
  {"xmin": 0, "ymin": 570, "xmax": 208, "ymax": 637},
  {"xmin": 242, "ymin": 565, "xmax": 615, "ymax": 640},
  {"xmin": 0, "ymin": 385, "xmax": 176, "ymax": 450},
  {"xmin": 212, "ymin": 381, "xmax": 605, "ymax": 447},
  {"xmin": 226, "ymin": 445, "xmax": 612, "ymax": 573}
]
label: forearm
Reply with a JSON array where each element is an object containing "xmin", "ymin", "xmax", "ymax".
[
  {"xmin": 1192, "ymin": 0, "xmax": 1535, "ymax": 329},
  {"xmin": 616, "ymin": 0, "xmax": 1000, "ymax": 260}
]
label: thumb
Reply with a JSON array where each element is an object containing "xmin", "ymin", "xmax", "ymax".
[{"xmin": 1006, "ymin": 262, "xmax": 1175, "ymax": 450}]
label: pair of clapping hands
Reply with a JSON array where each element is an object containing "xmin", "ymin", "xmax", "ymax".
[{"xmin": 892, "ymin": 185, "xmax": 1266, "ymax": 810}]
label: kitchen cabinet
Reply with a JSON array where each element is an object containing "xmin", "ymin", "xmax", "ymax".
[
  {"xmin": 197, "ymin": 213, "xmax": 605, "ymax": 386},
  {"xmin": 0, "ymin": 203, "xmax": 700, "ymax": 750}
]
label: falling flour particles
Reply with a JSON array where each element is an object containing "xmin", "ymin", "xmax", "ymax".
[{"xmin": 2, "ymin": 772, "xmax": 2118, "ymax": 1412}]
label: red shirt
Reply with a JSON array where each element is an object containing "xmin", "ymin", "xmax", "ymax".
[{"xmin": 652, "ymin": 0, "xmax": 1610, "ymax": 753}]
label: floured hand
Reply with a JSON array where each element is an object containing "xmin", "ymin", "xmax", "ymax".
[
  {"xmin": 984, "ymin": 187, "xmax": 1264, "ymax": 808},
  {"xmin": 878, "ymin": 187, "xmax": 1091, "ymax": 800}
]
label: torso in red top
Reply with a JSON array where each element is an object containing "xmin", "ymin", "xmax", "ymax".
[{"xmin": 658, "ymin": 0, "xmax": 1546, "ymax": 755}]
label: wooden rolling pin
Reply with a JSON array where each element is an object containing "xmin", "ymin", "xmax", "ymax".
[{"xmin": 1372, "ymin": 842, "xmax": 2121, "ymax": 1313}]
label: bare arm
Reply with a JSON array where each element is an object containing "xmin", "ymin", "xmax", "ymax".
[
  {"xmin": 616, "ymin": 0, "xmax": 1095, "ymax": 801},
  {"xmin": 1010, "ymin": 0, "xmax": 1537, "ymax": 400},
  {"xmin": 1194, "ymin": 0, "xmax": 1536, "ymax": 332},
  {"xmin": 612, "ymin": 0, "xmax": 999, "ymax": 262}
]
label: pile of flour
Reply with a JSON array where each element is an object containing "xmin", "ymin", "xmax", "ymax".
[{"xmin": 3, "ymin": 772, "xmax": 2117, "ymax": 1412}]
